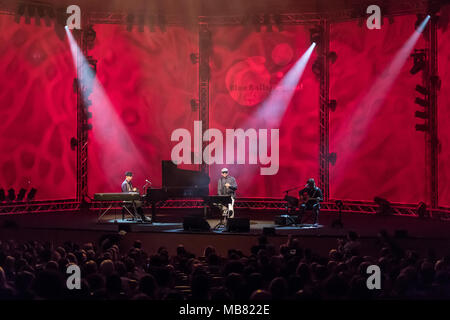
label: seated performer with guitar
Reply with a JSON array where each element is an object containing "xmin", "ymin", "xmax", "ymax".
[
  {"xmin": 298, "ymin": 178, "xmax": 323, "ymax": 226},
  {"xmin": 121, "ymin": 171, "xmax": 151, "ymax": 222},
  {"xmin": 217, "ymin": 168, "xmax": 237, "ymax": 218}
]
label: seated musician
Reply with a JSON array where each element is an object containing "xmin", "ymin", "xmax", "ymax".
[
  {"xmin": 121, "ymin": 171, "xmax": 150, "ymax": 222},
  {"xmin": 217, "ymin": 168, "xmax": 237, "ymax": 218},
  {"xmin": 298, "ymin": 178, "xmax": 323, "ymax": 226}
]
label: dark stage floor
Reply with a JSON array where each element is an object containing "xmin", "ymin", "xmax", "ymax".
[{"xmin": 1, "ymin": 209, "xmax": 450, "ymax": 257}]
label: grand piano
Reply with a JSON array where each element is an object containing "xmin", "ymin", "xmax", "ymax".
[{"xmin": 94, "ymin": 161, "xmax": 230, "ymax": 222}]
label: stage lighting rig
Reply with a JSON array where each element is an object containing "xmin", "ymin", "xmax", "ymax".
[
  {"xmin": 7, "ymin": 189, "xmax": 16, "ymax": 202},
  {"xmin": 27, "ymin": 188, "xmax": 37, "ymax": 201},
  {"xmin": 138, "ymin": 15, "xmax": 145, "ymax": 33},
  {"xmin": 16, "ymin": 188, "xmax": 27, "ymax": 202},
  {"xmin": 327, "ymin": 152, "xmax": 337, "ymax": 166},
  {"xmin": 415, "ymin": 124, "xmax": 428, "ymax": 132},
  {"xmin": 252, "ymin": 15, "xmax": 261, "ymax": 32},
  {"xmin": 273, "ymin": 14, "xmax": 283, "ymax": 32},
  {"xmin": 415, "ymin": 97, "xmax": 428, "ymax": 107},
  {"xmin": 85, "ymin": 25, "xmax": 96, "ymax": 50},
  {"xmin": 70, "ymin": 137, "xmax": 78, "ymax": 150},
  {"xmin": 26, "ymin": 5, "xmax": 36, "ymax": 25},
  {"xmin": 14, "ymin": 3, "xmax": 26, "ymax": 23},
  {"xmin": 329, "ymin": 100, "xmax": 337, "ymax": 112},
  {"xmin": 328, "ymin": 51, "xmax": 338, "ymax": 64},
  {"xmin": 190, "ymin": 53, "xmax": 199, "ymax": 64},
  {"xmin": 126, "ymin": 14, "xmax": 135, "ymax": 32},
  {"xmin": 309, "ymin": 25, "xmax": 323, "ymax": 45},
  {"xmin": 158, "ymin": 14, "xmax": 166, "ymax": 33},
  {"xmin": 410, "ymin": 50, "xmax": 426, "ymax": 75},
  {"xmin": 190, "ymin": 99, "xmax": 199, "ymax": 112},
  {"xmin": 312, "ymin": 58, "xmax": 322, "ymax": 79}
]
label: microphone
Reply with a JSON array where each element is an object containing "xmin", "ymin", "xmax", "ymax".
[{"xmin": 145, "ymin": 179, "xmax": 152, "ymax": 184}]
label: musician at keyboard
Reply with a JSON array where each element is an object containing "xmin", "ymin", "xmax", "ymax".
[
  {"xmin": 217, "ymin": 168, "xmax": 237, "ymax": 218},
  {"xmin": 121, "ymin": 171, "xmax": 150, "ymax": 222}
]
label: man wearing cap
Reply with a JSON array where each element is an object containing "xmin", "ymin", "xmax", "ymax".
[
  {"xmin": 217, "ymin": 168, "xmax": 237, "ymax": 218},
  {"xmin": 121, "ymin": 171, "xmax": 151, "ymax": 222},
  {"xmin": 298, "ymin": 178, "xmax": 323, "ymax": 226}
]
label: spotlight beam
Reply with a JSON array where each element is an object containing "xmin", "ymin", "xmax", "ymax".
[
  {"xmin": 65, "ymin": 28, "xmax": 148, "ymax": 190},
  {"xmin": 332, "ymin": 16, "xmax": 430, "ymax": 187}
]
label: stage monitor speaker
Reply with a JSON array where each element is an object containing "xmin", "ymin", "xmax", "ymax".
[
  {"xmin": 183, "ymin": 216, "xmax": 210, "ymax": 232},
  {"xmin": 226, "ymin": 218, "xmax": 250, "ymax": 232},
  {"xmin": 274, "ymin": 215, "xmax": 299, "ymax": 226}
]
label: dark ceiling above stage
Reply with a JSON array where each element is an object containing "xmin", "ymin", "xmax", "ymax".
[{"xmin": 0, "ymin": 0, "xmax": 434, "ymax": 16}]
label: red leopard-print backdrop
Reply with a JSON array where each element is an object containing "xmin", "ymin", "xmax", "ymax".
[{"xmin": 0, "ymin": 15, "xmax": 76, "ymax": 200}]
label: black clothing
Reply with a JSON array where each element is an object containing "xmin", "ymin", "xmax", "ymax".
[
  {"xmin": 298, "ymin": 186, "xmax": 323, "ymax": 224},
  {"xmin": 217, "ymin": 176, "xmax": 238, "ymax": 197}
]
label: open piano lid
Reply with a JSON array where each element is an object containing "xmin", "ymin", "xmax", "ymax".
[{"xmin": 161, "ymin": 161, "xmax": 210, "ymax": 197}]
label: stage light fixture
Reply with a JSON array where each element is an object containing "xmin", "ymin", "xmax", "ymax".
[
  {"xmin": 70, "ymin": 137, "xmax": 78, "ymax": 150},
  {"xmin": 309, "ymin": 25, "xmax": 323, "ymax": 45},
  {"xmin": 138, "ymin": 15, "xmax": 145, "ymax": 32},
  {"xmin": 37, "ymin": 6, "xmax": 45, "ymax": 18},
  {"xmin": 415, "ymin": 124, "xmax": 428, "ymax": 132},
  {"xmin": 415, "ymin": 111, "xmax": 428, "ymax": 119},
  {"xmin": 44, "ymin": 7, "xmax": 54, "ymax": 27},
  {"xmin": 190, "ymin": 99, "xmax": 199, "ymax": 112},
  {"xmin": 158, "ymin": 14, "xmax": 166, "ymax": 32},
  {"xmin": 27, "ymin": 188, "xmax": 37, "ymax": 201},
  {"xmin": 415, "ymin": 97, "xmax": 428, "ymax": 107},
  {"xmin": 416, "ymin": 201, "xmax": 427, "ymax": 218},
  {"xmin": 16, "ymin": 188, "xmax": 27, "ymax": 201},
  {"xmin": 410, "ymin": 50, "xmax": 426, "ymax": 75},
  {"xmin": 430, "ymin": 75, "xmax": 441, "ymax": 90},
  {"xmin": 149, "ymin": 15, "xmax": 156, "ymax": 32},
  {"xmin": 327, "ymin": 152, "xmax": 337, "ymax": 165},
  {"xmin": 7, "ymin": 189, "xmax": 16, "ymax": 202},
  {"xmin": 24, "ymin": 4, "xmax": 34, "ymax": 25},
  {"xmin": 14, "ymin": 3, "xmax": 26, "ymax": 23},
  {"xmin": 328, "ymin": 51, "xmax": 338, "ymax": 64},
  {"xmin": 85, "ymin": 25, "xmax": 96, "ymax": 42},
  {"xmin": 312, "ymin": 58, "xmax": 322, "ymax": 78},
  {"xmin": 126, "ymin": 14, "xmax": 135, "ymax": 32},
  {"xmin": 190, "ymin": 53, "xmax": 199, "ymax": 64},
  {"xmin": 374, "ymin": 197, "xmax": 393, "ymax": 215},
  {"xmin": 329, "ymin": 100, "xmax": 337, "ymax": 112},
  {"xmin": 253, "ymin": 15, "xmax": 261, "ymax": 32},
  {"xmin": 415, "ymin": 84, "xmax": 428, "ymax": 95},
  {"xmin": 0, "ymin": 189, "xmax": 5, "ymax": 202}
]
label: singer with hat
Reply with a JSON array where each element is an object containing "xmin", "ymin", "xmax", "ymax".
[{"xmin": 217, "ymin": 168, "xmax": 238, "ymax": 218}]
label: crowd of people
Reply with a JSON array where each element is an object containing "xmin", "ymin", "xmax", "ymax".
[{"xmin": 0, "ymin": 230, "xmax": 449, "ymax": 300}]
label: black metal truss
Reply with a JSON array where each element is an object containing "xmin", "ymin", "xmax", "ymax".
[
  {"xmin": 89, "ymin": 198, "xmax": 450, "ymax": 218},
  {"xmin": 198, "ymin": 23, "xmax": 211, "ymax": 175},
  {"xmin": 428, "ymin": 16, "xmax": 438, "ymax": 208},
  {"xmin": 3, "ymin": 198, "xmax": 450, "ymax": 220},
  {"xmin": 0, "ymin": 200, "xmax": 80, "ymax": 214},
  {"xmin": 75, "ymin": 29, "xmax": 90, "ymax": 203},
  {"xmin": 318, "ymin": 20, "xmax": 330, "ymax": 201}
]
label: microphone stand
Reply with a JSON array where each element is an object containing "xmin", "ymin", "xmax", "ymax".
[{"xmin": 282, "ymin": 185, "xmax": 304, "ymax": 225}]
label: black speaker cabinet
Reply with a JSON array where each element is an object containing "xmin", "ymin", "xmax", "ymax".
[
  {"xmin": 183, "ymin": 216, "xmax": 211, "ymax": 231},
  {"xmin": 226, "ymin": 218, "xmax": 250, "ymax": 232}
]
